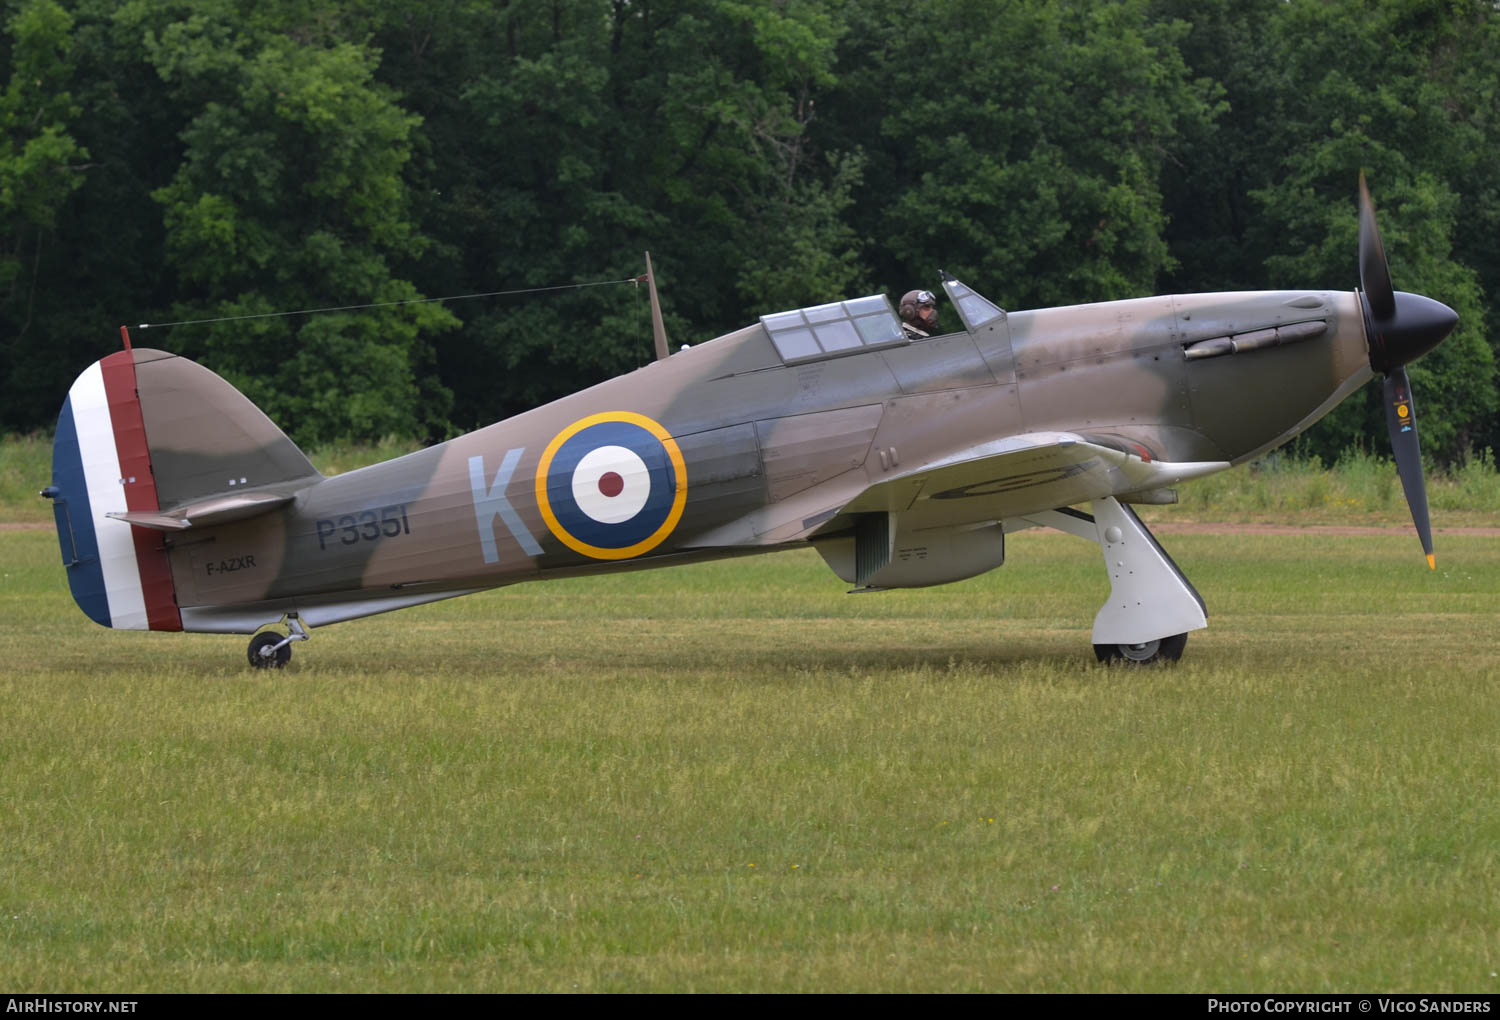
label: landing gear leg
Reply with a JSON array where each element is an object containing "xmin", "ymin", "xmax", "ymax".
[
  {"xmin": 1019, "ymin": 498, "xmax": 1207, "ymax": 664},
  {"xmin": 247, "ymin": 615, "xmax": 310, "ymax": 669}
]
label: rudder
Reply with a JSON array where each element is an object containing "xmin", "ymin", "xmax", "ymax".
[{"xmin": 47, "ymin": 348, "xmax": 321, "ymax": 630}]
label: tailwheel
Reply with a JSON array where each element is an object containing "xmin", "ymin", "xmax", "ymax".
[
  {"xmin": 248, "ymin": 631, "xmax": 292, "ymax": 669},
  {"xmin": 1094, "ymin": 632, "xmax": 1188, "ymax": 665}
]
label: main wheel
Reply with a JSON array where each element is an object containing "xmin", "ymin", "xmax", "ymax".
[
  {"xmin": 1094, "ymin": 632, "xmax": 1188, "ymax": 665},
  {"xmin": 248, "ymin": 631, "xmax": 292, "ymax": 669}
]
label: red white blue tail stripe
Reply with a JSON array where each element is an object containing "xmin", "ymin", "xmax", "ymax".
[{"xmin": 50, "ymin": 353, "xmax": 181, "ymax": 631}]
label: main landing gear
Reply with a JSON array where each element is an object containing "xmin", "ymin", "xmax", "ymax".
[
  {"xmin": 247, "ymin": 615, "xmax": 310, "ymax": 669},
  {"xmin": 1093, "ymin": 632, "xmax": 1189, "ymax": 665},
  {"xmin": 1019, "ymin": 497, "xmax": 1207, "ymax": 665}
]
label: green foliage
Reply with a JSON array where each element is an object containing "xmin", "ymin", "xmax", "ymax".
[
  {"xmin": 0, "ymin": 0, "xmax": 86, "ymax": 230},
  {"xmin": 138, "ymin": 9, "xmax": 456, "ymax": 444},
  {"xmin": 404, "ymin": 0, "xmax": 860, "ymax": 426},
  {"xmin": 0, "ymin": 0, "xmax": 89, "ymax": 420},
  {"xmin": 735, "ymin": 150, "xmax": 870, "ymax": 312},
  {"xmin": 1160, "ymin": 0, "xmax": 1500, "ymax": 463},
  {"xmin": 1264, "ymin": 174, "xmax": 1496, "ymax": 462},
  {"xmin": 0, "ymin": 0, "xmax": 1496, "ymax": 458},
  {"xmin": 821, "ymin": 0, "xmax": 1216, "ymax": 308}
]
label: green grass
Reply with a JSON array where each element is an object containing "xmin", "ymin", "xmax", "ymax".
[
  {"xmin": 1145, "ymin": 449, "xmax": 1500, "ymax": 527},
  {"xmin": 0, "ymin": 433, "xmax": 52, "ymax": 522},
  {"xmin": 2, "ymin": 528, "xmax": 1498, "ymax": 991}
]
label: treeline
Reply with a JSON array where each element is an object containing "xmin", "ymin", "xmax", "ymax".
[{"xmin": 2, "ymin": 0, "xmax": 1497, "ymax": 462}]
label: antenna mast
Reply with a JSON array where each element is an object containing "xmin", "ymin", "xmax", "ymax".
[{"xmin": 644, "ymin": 252, "xmax": 670, "ymax": 361}]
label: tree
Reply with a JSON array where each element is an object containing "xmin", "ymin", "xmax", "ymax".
[
  {"xmin": 816, "ymin": 0, "xmax": 1217, "ymax": 313},
  {"xmin": 0, "ymin": 0, "xmax": 89, "ymax": 431},
  {"xmin": 373, "ymin": 0, "xmax": 863, "ymax": 428},
  {"xmin": 132, "ymin": 0, "xmax": 455, "ymax": 444},
  {"xmin": 1156, "ymin": 0, "xmax": 1499, "ymax": 463}
]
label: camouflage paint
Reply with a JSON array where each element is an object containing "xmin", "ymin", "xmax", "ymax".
[{"xmin": 48, "ymin": 281, "xmax": 1376, "ymax": 635}]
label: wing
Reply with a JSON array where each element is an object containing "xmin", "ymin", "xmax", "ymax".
[
  {"xmin": 681, "ymin": 430, "xmax": 1226, "ymax": 549},
  {"xmin": 816, "ymin": 431, "xmax": 1226, "ymax": 536}
]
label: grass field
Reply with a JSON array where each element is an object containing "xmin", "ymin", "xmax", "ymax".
[{"xmin": 2, "ymin": 523, "xmax": 1498, "ymax": 992}]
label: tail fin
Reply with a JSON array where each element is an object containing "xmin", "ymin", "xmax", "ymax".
[{"xmin": 47, "ymin": 348, "xmax": 321, "ymax": 630}]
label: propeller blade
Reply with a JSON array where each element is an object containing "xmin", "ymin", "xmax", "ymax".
[
  {"xmin": 1358, "ymin": 172, "xmax": 1396, "ymax": 320},
  {"xmin": 1383, "ymin": 366, "xmax": 1435, "ymax": 569}
]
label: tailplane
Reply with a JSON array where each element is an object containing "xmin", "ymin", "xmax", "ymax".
[{"xmin": 45, "ymin": 348, "xmax": 321, "ymax": 630}]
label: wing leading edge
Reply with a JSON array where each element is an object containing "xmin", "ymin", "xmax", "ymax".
[{"xmin": 817, "ymin": 431, "xmax": 1227, "ymax": 539}]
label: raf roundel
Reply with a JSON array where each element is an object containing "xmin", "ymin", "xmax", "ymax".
[{"xmin": 535, "ymin": 412, "xmax": 688, "ymax": 560}]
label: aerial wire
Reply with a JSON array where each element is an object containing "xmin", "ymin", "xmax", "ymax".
[{"xmin": 132, "ymin": 275, "xmax": 643, "ymax": 331}]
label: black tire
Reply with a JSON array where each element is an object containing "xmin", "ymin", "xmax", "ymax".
[
  {"xmin": 1093, "ymin": 632, "xmax": 1188, "ymax": 665},
  {"xmin": 248, "ymin": 631, "xmax": 292, "ymax": 669}
]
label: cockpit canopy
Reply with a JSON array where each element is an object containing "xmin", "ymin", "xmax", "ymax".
[
  {"xmin": 760, "ymin": 294, "xmax": 906, "ymax": 365},
  {"xmin": 760, "ymin": 278, "xmax": 1005, "ymax": 366}
]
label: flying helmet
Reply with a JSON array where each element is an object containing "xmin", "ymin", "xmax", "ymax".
[{"xmin": 899, "ymin": 288, "xmax": 937, "ymax": 323}]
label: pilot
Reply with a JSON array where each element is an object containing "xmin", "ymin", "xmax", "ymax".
[{"xmin": 899, "ymin": 289, "xmax": 940, "ymax": 338}]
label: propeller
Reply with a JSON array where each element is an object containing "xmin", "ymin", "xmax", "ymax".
[{"xmin": 1356, "ymin": 173, "xmax": 1459, "ymax": 569}]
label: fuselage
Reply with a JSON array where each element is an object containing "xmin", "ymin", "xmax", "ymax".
[{"xmin": 168, "ymin": 288, "xmax": 1371, "ymax": 633}]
